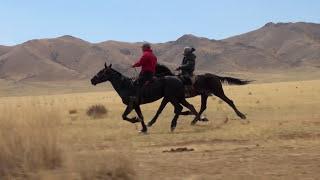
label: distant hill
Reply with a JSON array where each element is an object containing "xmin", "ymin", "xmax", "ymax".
[
  {"xmin": 0, "ymin": 45, "xmax": 12, "ymax": 56},
  {"xmin": 0, "ymin": 22, "xmax": 319, "ymax": 82},
  {"xmin": 224, "ymin": 22, "xmax": 320, "ymax": 68}
]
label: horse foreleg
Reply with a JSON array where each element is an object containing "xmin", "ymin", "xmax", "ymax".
[
  {"xmin": 170, "ymin": 100, "xmax": 183, "ymax": 132},
  {"xmin": 147, "ymin": 98, "xmax": 169, "ymax": 127},
  {"xmin": 211, "ymin": 81, "xmax": 246, "ymax": 120},
  {"xmin": 134, "ymin": 106, "xmax": 147, "ymax": 133},
  {"xmin": 122, "ymin": 105, "xmax": 140, "ymax": 123},
  {"xmin": 178, "ymin": 95, "xmax": 209, "ymax": 122},
  {"xmin": 179, "ymin": 99, "xmax": 201, "ymax": 125},
  {"xmin": 198, "ymin": 94, "xmax": 209, "ymax": 121}
]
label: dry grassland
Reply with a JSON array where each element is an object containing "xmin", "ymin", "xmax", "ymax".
[{"xmin": 0, "ymin": 80, "xmax": 319, "ymax": 179}]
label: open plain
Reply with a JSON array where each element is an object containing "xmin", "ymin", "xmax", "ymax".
[{"xmin": 1, "ymin": 79, "xmax": 319, "ymax": 179}]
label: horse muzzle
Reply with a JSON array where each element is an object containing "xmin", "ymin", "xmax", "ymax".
[{"xmin": 91, "ymin": 79, "xmax": 97, "ymax": 86}]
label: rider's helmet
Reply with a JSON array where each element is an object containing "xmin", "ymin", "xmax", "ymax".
[
  {"xmin": 141, "ymin": 43, "xmax": 151, "ymax": 51},
  {"xmin": 183, "ymin": 46, "xmax": 196, "ymax": 55}
]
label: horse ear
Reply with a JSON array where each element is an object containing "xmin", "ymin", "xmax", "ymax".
[
  {"xmin": 109, "ymin": 64, "xmax": 112, "ymax": 68},
  {"xmin": 104, "ymin": 62, "xmax": 107, "ymax": 68}
]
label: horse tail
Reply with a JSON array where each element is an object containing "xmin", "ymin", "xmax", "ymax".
[{"xmin": 216, "ymin": 75, "xmax": 252, "ymax": 85}]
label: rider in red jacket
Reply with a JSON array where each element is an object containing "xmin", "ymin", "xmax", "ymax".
[
  {"xmin": 132, "ymin": 45, "xmax": 157, "ymax": 74},
  {"xmin": 130, "ymin": 43, "xmax": 157, "ymax": 106}
]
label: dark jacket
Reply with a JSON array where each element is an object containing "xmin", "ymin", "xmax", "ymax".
[
  {"xmin": 180, "ymin": 53, "xmax": 196, "ymax": 75},
  {"xmin": 133, "ymin": 48, "xmax": 157, "ymax": 74}
]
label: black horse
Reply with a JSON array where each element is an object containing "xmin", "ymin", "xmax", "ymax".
[
  {"xmin": 147, "ymin": 64, "xmax": 251, "ymax": 127},
  {"xmin": 91, "ymin": 63, "xmax": 200, "ymax": 133}
]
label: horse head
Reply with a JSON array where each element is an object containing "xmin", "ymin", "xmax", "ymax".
[{"xmin": 91, "ymin": 63, "xmax": 113, "ymax": 85}]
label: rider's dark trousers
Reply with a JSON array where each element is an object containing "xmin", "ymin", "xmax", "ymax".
[
  {"xmin": 134, "ymin": 71, "xmax": 154, "ymax": 87},
  {"xmin": 130, "ymin": 71, "xmax": 154, "ymax": 106}
]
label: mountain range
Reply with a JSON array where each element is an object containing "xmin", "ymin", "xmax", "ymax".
[{"xmin": 0, "ymin": 22, "xmax": 320, "ymax": 82}]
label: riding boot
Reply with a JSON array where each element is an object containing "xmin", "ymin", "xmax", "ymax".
[{"xmin": 128, "ymin": 87, "xmax": 140, "ymax": 109}]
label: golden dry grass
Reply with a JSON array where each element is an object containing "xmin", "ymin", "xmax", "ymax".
[
  {"xmin": 0, "ymin": 108, "xmax": 63, "ymax": 179},
  {"xmin": 0, "ymin": 96, "xmax": 136, "ymax": 179},
  {"xmin": 0, "ymin": 79, "xmax": 319, "ymax": 179}
]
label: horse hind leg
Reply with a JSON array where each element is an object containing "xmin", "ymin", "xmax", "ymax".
[
  {"xmin": 210, "ymin": 80, "xmax": 246, "ymax": 119},
  {"xmin": 147, "ymin": 98, "xmax": 169, "ymax": 127},
  {"xmin": 214, "ymin": 91, "xmax": 246, "ymax": 119}
]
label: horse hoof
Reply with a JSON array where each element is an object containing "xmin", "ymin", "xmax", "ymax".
[
  {"xmin": 190, "ymin": 120, "xmax": 197, "ymax": 126},
  {"xmin": 170, "ymin": 127, "xmax": 176, "ymax": 132},
  {"xmin": 200, "ymin": 117, "xmax": 209, "ymax": 122},
  {"xmin": 240, "ymin": 114, "xmax": 246, "ymax": 119},
  {"xmin": 139, "ymin": 129, "xmax": 148, "ymax": 134},
  {"xmin": 147, "ymin": 122, "xmax": 153, "ymax": 127}
]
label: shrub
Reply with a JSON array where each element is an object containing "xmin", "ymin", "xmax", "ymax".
[{"xmin": 86, "ymin": 104, "xmax": 108, "ymax": 119}]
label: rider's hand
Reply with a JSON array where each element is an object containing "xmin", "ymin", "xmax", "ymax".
[{"xmin": 175, "ymin": 67, "xmax": 181, "ymax": 71}]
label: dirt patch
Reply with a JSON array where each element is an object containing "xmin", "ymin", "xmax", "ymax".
[
  {"xmin": 162, "ymin": 147, "xmax": 195, "ymax": 153},
  {"xmin": 157, "ymin": 139, "xmax": 249, "ymax": 147}
]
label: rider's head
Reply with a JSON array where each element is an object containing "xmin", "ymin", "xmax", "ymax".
[
  {"xmin": 141, "ymin": 43, "xmax": 151, "ymax": 52},
  {"xmin": 183, "ymin": 46, "xmax": 196, "ymax": 55}
]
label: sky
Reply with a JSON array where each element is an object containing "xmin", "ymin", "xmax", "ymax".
[{"xmin": 0, "ymin": 0, "xmax": 319, "ymax": 45}]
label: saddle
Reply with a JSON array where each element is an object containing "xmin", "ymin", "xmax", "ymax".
[
  {"xmin": 129, "ymin": 76, "xmax": 159, "ymax": 105},
  {"xmin": 135, "ymin": 77, "xmax": 161, "ymax": 101},
  {"xmin": 178, "ymin": 75, "xmax": 197, "ymax": 97},
  {"xmin": 144, "ymin": 77, "xmax": 158, "ymax": 86}
]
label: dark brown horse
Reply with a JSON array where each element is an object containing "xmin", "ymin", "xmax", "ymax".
[
  {"xmin": 91, "ymin": 63, "xmax": 201, "ymax": 133},
  {"xmin": 147, "ymin": 64, "xmax": 251, "ymax": 127}
]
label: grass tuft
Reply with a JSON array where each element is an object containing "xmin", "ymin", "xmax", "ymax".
[{"xmin": 86, "ymin": 104, "xmax": 108, "ymax": 119}]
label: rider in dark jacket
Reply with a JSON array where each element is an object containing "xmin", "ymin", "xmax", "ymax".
[{"xmin": 176, "ymin": 47, "xmax": 196, "ymax": 84}]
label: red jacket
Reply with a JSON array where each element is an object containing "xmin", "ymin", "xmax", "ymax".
[{"xmin": 133, "ymin": 48, "xmax": 157, "ymax": 74}]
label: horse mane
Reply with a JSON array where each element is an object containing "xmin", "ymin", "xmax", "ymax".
[
  {"xmin": 155, "ymin": 63, "xmax": 174, "ymax": 77},
  {"xmin": 110, "ymin": 67, "xmax": 134, "ymax": 88},
  {"xmin": 110, "ymin": 67, "xmax": 130, "ymax": 79}
]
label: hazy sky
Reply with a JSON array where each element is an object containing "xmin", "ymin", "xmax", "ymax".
[{"xmin": 0, "ymin": 0, "xmax": 319, "ymax": 45}]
